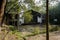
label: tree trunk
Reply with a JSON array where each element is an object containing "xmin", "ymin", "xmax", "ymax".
[{"xmin": 0, "ymin": 0, "xmax": 6, "ymax": 27}]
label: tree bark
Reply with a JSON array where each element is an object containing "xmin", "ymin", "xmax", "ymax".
[{"xmin": 0, "ymin": 0, "xmax": 6, "ymax": 27}]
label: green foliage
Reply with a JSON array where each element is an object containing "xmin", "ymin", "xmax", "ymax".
[
  {"xmin": 12, "ymin": 30, "xmax": 22, "ymax": 37},
  {"xmin": 32, "ymin": 27, "xmax": 40, "ymax": 34},
  {"xmin": 23, "ymin": 11, "xmax": 33, "ymax": 23},
  {"xmin": 14, "ymin": 33, "xmax": 23, "ymax": 40},
  {"xmin": 5, "ymin": 0, "xmax": 47, "ymax": 14},
  {"xmin": 49, "ymin": 26, "xmax": 59, "ymax": 32},
  {"xmin": 5, "ymin": 0, "xmax": 21, "ymax": 14},
  {"xmin": 9, "ymin": 25, "xmax": 15, "ymax": 31},
  {"xmin": 22, "ymin": 0, "xmax": 46, "ymax": 13},
  {"xmin": 49, "ymin": 2, "xmax": 60, "ymax": 24},
  {"xmin": 8, "ymin": 30, "xmax": 23, "ymax": 40}
]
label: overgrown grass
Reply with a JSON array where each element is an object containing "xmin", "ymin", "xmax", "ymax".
[
  {"xmin": 32, "ymin": 27, "xmax": 40, "ymax": 34},
  {"xmin": 8, "ymin": 25, "xmax": 15, "ymax": 31},
  {"xmin": 49, "ymin": 25, "xmax": 60, "ymax": 32},
  {"xmin": 1, "ymin": 25, "xmax": 60, "ymax": 40}
]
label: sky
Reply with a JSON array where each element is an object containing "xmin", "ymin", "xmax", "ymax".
[
  {"xmin": 18, "ymin": 0, "xmax": 60, "ymax": 11},
  {"xmin": 34, "ymin": 0, "xmax": 43, "ymax": 6},
  {"xmin": 49, "ymin": 0, "xmax": 60, "ymax": 6},
  {"xmin": 18, "ymin": 0, "xmax": 60, "ymax": 6},
  {"xmin": 34, "ymin": 0, "xmax": 60, "ymax": 6}
]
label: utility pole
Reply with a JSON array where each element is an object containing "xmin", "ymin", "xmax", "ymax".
[{"xmin": 46, "ymin": 0, "xmax": 49, "ymax": 40}]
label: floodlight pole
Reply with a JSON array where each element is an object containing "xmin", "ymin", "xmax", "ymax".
[{"xmin": 46, "ymin": 0, "xmax": 49, "ymax": 40}]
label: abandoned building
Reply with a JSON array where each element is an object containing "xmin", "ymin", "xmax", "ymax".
[
  {"xmin": 5, "ymin": 9, "xmax": 60, "ymax": 26},
  {"xmin": 5, "ymin": 10, "xmax": 45, "ymax": 26},
  {"xmin": 18, "ymin": 10, "xmax": 46, "ymax": 25}
]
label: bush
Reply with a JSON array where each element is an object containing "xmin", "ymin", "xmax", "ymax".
[
  {"xmin": 8, "ymin": 30, "xmax": 23, "ymax": 40},
  {"xmin": 32, "ymin": 27, "xmax": 40, "ymax": 34},
  {"xmin": 9, "ymin": 25, "xmax": 15, "ymax": 31},
  {"xmin": 49, "ymin": 26, "xmax": 58, "ymax": 32},
  {"xmin": 23, "ymin": 11, "xmax": 33, "ymax": 23}
]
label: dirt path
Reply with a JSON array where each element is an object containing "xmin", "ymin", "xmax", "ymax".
[{"xmin": 26, "ymin": 31, "xmax": 60, "ymax": 40}]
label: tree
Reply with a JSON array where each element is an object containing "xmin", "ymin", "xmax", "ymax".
[
  {"xmin": 0, "ymin": 0, "xmax": 6, "ymax": 26},
  {"xmin": 2, "ymin": 0, "xmax": 21, "ymax": 25},
  {"xmin": 49, "ymin": 1, "xmax": 60, "ymax": 24},
  {"xmin": 23, "ymin": 11, "xmax": 33, "ymax": 23}
]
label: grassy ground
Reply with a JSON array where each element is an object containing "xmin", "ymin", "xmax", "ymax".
[{"xmin": 0, "ymin": 25, "xmax": 60, "ymax": 40}]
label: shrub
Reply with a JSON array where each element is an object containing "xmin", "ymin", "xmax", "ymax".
[
  {"xmin": 32, "ymin": 27, "xmax": 40, "ymax": 34},
  {"xmin": 49, "ymin": 26, "xmax": 58, "ymax": 32},
  {"xmin": 23, "ymin": 11, "xmax": 33, "ymax": 23},
  {"xmin": 9, "ymin": 25, "xmax": 15, "ymax": 31}
]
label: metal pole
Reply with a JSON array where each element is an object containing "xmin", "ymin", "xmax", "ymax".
[{"xmin": 46, "ymin": 0, "xmax": 49, "ymax": 40}]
